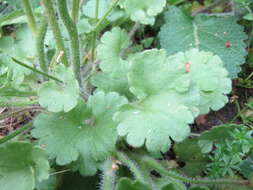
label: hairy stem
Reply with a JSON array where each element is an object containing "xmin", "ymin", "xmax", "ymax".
[
  {"xmin": 21, "ymin": 0, "xmax": 37, "ymax": 35},
  {"xmin": 42, "ymin": 0, "xmax": 68, "ymax": 66},
  {"xmin": 0, "ymin": 122, "xmax": 33, "ymax": 145},
  {"xmin": 116, "ymin": 152, "xmax": 145, "ymax": 184},
  {"xmin": 100, "ymin": 158, "xmax": 116, "ymax": 190},
  {"xmin": 57, "ymin": 0, "xmax": 81, "ymax": 85},
  {"xmin": 71, "ymin": 0, "xmax": 80, "ymax": 23},
  {"xmin": 36, "ymin": 15, "xmax": 48, "ymax": 74},
  {"xmin": 91, "ymin": 0, "xmax": 100, "ymax": 64},
  {"xmin": 141, "ymin": 155, "xmax": 249, "ymax": 186}
]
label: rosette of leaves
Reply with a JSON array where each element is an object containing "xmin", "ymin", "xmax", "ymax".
[
  {"xmin": 32, "ymin": 91, "xmax": 127, "ymax": 175},
  {"xmin": 91, "ymin": 27, "xmax": 133, "ymax": 98},
  {"xmin": 119, "ymin": 0, "xmax": 166, "ymax": 25},
  {"xmin": 38, "ymin": 64, "xmax": 79, "ymax": 112},
  {"xmin": 114, "ymin": 48, "xmax": 231, "ymax": 155},
  {"xmin": 0, "ymin": 142, "xmax": 50, "ymax": 190},
  {"xmin": 167, "ymin": 49, "xmax": 232, "ymax": 114},
  {"xmin": 114, "ymin": 49, "xmax": 200, "ymax": 156},
  {"xmin": 159, "ymin": 6, "xmax": 248, "ymax": 78}
]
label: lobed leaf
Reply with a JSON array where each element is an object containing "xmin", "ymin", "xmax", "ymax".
[
  {"xmin": 33, "ymin": 91, "xmax": 127, "ymax": 175},
  {"xmin": 114, "ymin": 89, "xmax": 199, "ymax": 156},
  {"xmin": 38, "ymin": 64, "xmax": 79, "ymax": 112},
  {"xmin": 91, "ymin": 27, "xmax": 132, "ymax": 98},
  {"xmin": 167, "ymin": 49, "xmax": 231, "ymax": 114}
]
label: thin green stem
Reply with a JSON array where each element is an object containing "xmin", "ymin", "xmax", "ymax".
[
  {"xmin": 42, "ymin": 0, "xmax": 69, "ymax": 66},
  {"xmin": 0, "ymin": 122, "xmax": 33, "ymax": 145},
  {"xmin": 12, "ymin": 58, "xmax": 87, "ymax": 101},
  {"xmin": 71, "ymin": 0, "xmax": 80, "ymax": 23},
  {"xmin": 57, "ymin": 0, "xmax": 81, "ymax": 85},
  {"xmin": 230, "ymin": 102, "xmax": 247, "ymax": 123},
  {"xmin": 36, "ymin": 15, "xmax": 48, "ymax": 74},
  {"xmin": 246, "ymin": 71, "xmax": 253, "ymax": 81},
  {"xmin": 91, "ymin": 0, "xmax": 100, "ymax": 64},
  {"xmin": 92, "ymin": 0, "xmax": 119, "ymax": 33},
  {"xmin": 141, "ymin": 155, "xmax": 249, "ymax": 186},
  {"xmin": 21, "ymin": 0, "xmax": 37, "ymax": 35},
  {"xmin": 0, "ymin": 100, "xmax": 38, "ymax": 107},
  {"xmin": 0, "ymin": 90, "xmax": 37, "ymax": 97},
  {"xmin": 11, "ymin": 58, "xmax": 62, "ymax": 83}
]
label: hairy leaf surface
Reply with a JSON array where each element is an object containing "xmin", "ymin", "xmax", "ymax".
[
  {"xmin": 33, "ymin": 92, "xmax": 127, "ymax": 175},
  {"xmin": 0, "ymin": 142, "xmax": 49, "ymax": 190},
  {"xmin": 91, "ymin": 27, "xmax": 132, "ymax": 97},
  {"xmin": 114, "ymin": 89, "xmax": 199, "ymax": 155},
  {"xmin": 167, "ymin": 49, "xmax": 231, "ymax": 114},
  {"xmin": 38, "ymin": 64, "xmax": 79, "ymax": 112},
  {"xmin": 159, "ymin": 6, "xmax": 247, "ymax": 78},
  {"xmin": 128, "ymin": 49, "xmax": 190, "ymax": 99},
  {"xmin": 120, "ymin": 0, "xmax": 166, "ymax": 25}
]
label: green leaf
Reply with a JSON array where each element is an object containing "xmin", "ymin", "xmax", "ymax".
[
  {"xmin": 97, "ymin": 27, "xmax": 130, "ymax": 72},
  {"xmin": 115, "ymin": 177, "xmax": 151, "ymax": 190},
  {"xmin": 35, "ymin": 172, "xmax": 57, "ymax": 190},
  {"xmin": 159, "ymin": 6, "xmax": 248, "ymax": 78},
  {"xmin": 114, "ymin": 88, "xmax": 199, "ymax": 155},
  {"xmin": 83, "ymin": 0, "xmax": 111, "ymax": 19},
  {"xmin": 243, "ymin": 13, "xmax": 253, "ymax": 21},
  {"xmin": 0, "ymin": 38, "xmax": 32, "ymax": 86},
  {"xmin": 38, "ymin": 64, "xmax": 79, "ymax": 112},
  {"xmin": 166, "ymin": 49, "xmax": 231, "ymax": 114},
  {"xmin": 239, "ymin": 153, "xmax": 253, "ymax": 179},
  {"xmin": 120, "ymin": 0, "xmax": 166, "ymax": 25},
  {"xmin": 128, "ymin": 49, "xmax": 190, "ymax": 99},
  {"xmin": 198, "ymin": 124, "xmax": 243, "ymax": 153},
  {"xmin": 174, "ymin": 138, "xmax": 209, "ymax": 176},
  {"xmin": 32, "ymin": 92, "xmax": 127, "ymax": 175},
  {"xmin": 91, "ymin": 27, "xmax": 132, "ymax": 98},
  {"xmin": 0, "ymin": 142, "xmax": 50, "ymax": 190}
]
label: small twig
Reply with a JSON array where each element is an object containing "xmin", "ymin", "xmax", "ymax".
[
  {"xmin": 128, "ymin": 22, "xmax": 140, "ymax": 41},
  {"xmin": 50, "ymin": 169, "xmax": 71, "ymax": 176},
  {"xmin": 191, "ymin": 0, "xmax": 225, "ymax": 16},
  {"xmin": 230, "ymin": 100, "xmax": 246, "ymax": 123},
  {"xmin": 0, "ymin": 122, "xmax": 33, "ymax": 145},
  {"xmin": 120, "ymin": 22, "xmax": 141, "ymax": 58},
  {"xmin": 0, "ymin": 106, "xmax": 43, "ymax": 120}
]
